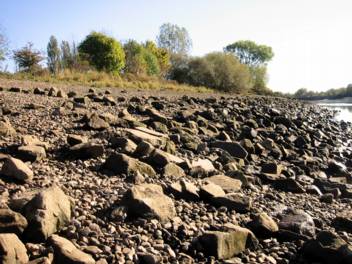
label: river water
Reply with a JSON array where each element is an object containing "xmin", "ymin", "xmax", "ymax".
[{"xmin": 313, "ymin": 98, "xmax": 352, "ymax": 122}]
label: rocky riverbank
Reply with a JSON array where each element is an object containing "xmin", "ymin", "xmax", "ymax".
[{"xmin": 0, "ymin": 83, "xmax": 351, "ymax": 264}]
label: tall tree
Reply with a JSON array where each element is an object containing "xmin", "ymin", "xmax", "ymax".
[
  {"xmin": 47, "ymin": 35, "xmax": 61, "ymax": 74},
  {"xmin": 61, "ymin": 40, "xmax": 74, "ymax": 69},
  {"xmin": 156, "ymin": 23, "xmax": 192, "ymax": 55},
  {"xmin": 13, "ymin": 42, "xmax": 44, "ymax": 72},
  {"xmin": 224, "ymin": 40, "xmax": 274, "ymax": 67}
]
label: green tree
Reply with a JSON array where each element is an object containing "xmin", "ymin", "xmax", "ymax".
[
  {"xmin": 145, "ymin": 40, "xmax": 170, "ymax": 76},
  {"xmin": 225, "ymin": 40, "xmax": 274, "ymax": 67},
  {"xmin": 156, "ymin": 23, "xmax": 192, "ymax": 55},
  {"xmin": 78, "ymin": 32, "xmax": 125, "ymax": 74},
  {"xmin": 13, "ymin": 42, "xmax": 44, "ymax": 72},
  {"xmin": 143, "ymin": 49, "xmax": 160, "ymax": 75},
  {"xmin": 123, "ymin": 40, "xmax": 146, "ymax": 75},
  {"xmin": 47, "ymin": 35, "xmax": 61, "ymax": 74}
]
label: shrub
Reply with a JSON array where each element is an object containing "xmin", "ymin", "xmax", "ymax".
[
  {"xmin": 78, "ymin": 32, "xmax": 125, "ymax": 74},
  {"xmin": 13, "ymin": 42, "xmax": 44, "ymax": 73},
  {"xmin": 171, "ymin": 52, "xmax": 252, "ymax": 93}
]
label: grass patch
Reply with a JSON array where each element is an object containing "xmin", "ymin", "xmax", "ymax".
[{"xmin": 0, "ymin": 70, "xmax": 213, "ymax": 93}]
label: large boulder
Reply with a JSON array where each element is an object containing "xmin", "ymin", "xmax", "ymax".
[
  {"xmin": 247, "ymin": 212, "xmax": 279, "ymax": 237},
  {"xmin": 69, "ymin": 142, "xmax": 104, "ymax": 160},
  {"xmin": 162, "ymin": 163, "xmax": 185, "ymax": 179},
  {"xmin": 0, "ymin": 233, "xmax": 29, "ymax": 264},
  {"xmin": 23, "ymin": 185, "xmax": 72, "ymax": 242},
  {"xmin": 196, "ymin": 226, "xmax": 258, "ymax": 260},
  {"xmin": 199, "ymin": 182, "xmax": 226, "ymax": 201},
  {"xmin": 169, "ymin": 180, "xmax": 199, "ymax": 201},
  {"xmin": 121, "ymin": 184, "xmax": 176, "ymax": 222},
  {"xmin": 211, "ymin": 193, "xmax": 252, "ymax": 213},
  {"xmin": 87, "ymin": 113, "xmax": 110, "ymax": 130},
  {"xmin": 1, "ymin": 157, "xmax": 33, "ymax": 183},
  {"xmin": 49, "ymin": 234, "xmax": 95, "ymax": 264},
  {"xmin": 103, "ymin": 153, "xmax": 156, "ymax": 177},
  {"xmin": 278, "ymin": 208, "xmax": 315, "ymax": 239},
  {"xmin": 204, "ymin": 175, "xmax": 242, "ymax": 192},
  {"xmin": 303, "ymin": 231, "xmax": 352, "ymax": 264},
  {"xmin": 17, "ymin": 145, "xmax": 46, "ymax": 162},
  {"xmin": 0, "ymin": 209, "xmax": 28, "ymax": 235},
  {"xmin": 210, "ymin": 141, "xmax": 248, "ymax": 159}
]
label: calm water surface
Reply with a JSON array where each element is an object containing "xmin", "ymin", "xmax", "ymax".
[{"xmin": 313, "ymin": 98, "xmax": 352, "ymax": 122}]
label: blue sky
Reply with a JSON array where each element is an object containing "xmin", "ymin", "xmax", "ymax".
[{"xmin": 1, "ymin": 0, "xmax": 352, "ymax": 93}]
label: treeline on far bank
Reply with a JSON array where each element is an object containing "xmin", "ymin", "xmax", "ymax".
[
  {"xmin": 0, "ymin": 23, "xmax": 277, "ymax": 95},
  {"xmin": 293, "ymin": 85, "xmax": 352, "ymax": 100}
]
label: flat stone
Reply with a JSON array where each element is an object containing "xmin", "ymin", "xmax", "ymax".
[
  {"xmin": 199, "ymin": 182, "xmax": 226, "ymax": 201},
  {"xmin": 49, "ymin": 234, "xmax": 95, "ymax": 264},
  {"xmin": 125, "ymin": 128, "xmax": 167, "ymax": 146},
  {"xmin": 205, "ymin": 175, "xmax": 242, "ymax": 192}
]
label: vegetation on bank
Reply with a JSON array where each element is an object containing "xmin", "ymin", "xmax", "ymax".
[
  {"xmin": 0, "ymin": 22, "xmax": 278, "ymax": 95},
  {"xmin": 293, "ymin": 85, "xmax": 352, "ymax": 100}
]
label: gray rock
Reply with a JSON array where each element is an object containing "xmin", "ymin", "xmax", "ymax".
[
  {"xmin": 211, "ymin": 141, "xmax": 248, "ymax": 159},
  {"xmin": 121, "ymin": 183, "xmax": 176, "ymax": 222},
  {"xmin": 87, "ymin": 113, "xmax": 110, "ymax": 130},
  {"xmin": 103, "ymin": 153, "xmax": 156, "ymax": 177},
  {"xmin": 67, "ymin": 134, "xmax": 88, "ymax": 146},
  {"xmin": 278, "ymin": 208, "xmax": 315, "ymax": 238},
  {"xmin": 69, "ymin": 142, "xmax": 104, "ymax": 160},
  {"xmin": 205, "ymin": 175, "xmax": 242, "ymax": 192},
  {"xmin": 212, "ymin": 193, "xmax": 251, "ymax": 213},
  {"xmin": 248, "ymin": 212, "xmax": 278, "ymax": 237},
  {"xmin": 169, "ymin": 180, "xmax": 199, "ymax": 201},
  {"xmin": 196, "ymin": 226, "xmax": 258, "ymax": 259},
  {"xmin": 1, "ymin": 157, "xmax": 33, "ymax": 183},
  {"xmin": 162, "ymin": 163, "xmax": 185, "ymax": 178},
  {"xmin": 17, "ymin": 145, "xmax": 46, "ymax": 162},
  {"xmin": 23, "ymin": 185, "xmax": 72, "ymax": 242},
  {"xmin": 110, "ymin": 137, "xmax": 137, "ymax": 154},
  {"xmin": 303, "ymin": 231, "xmax": 352, "ymax": 264},
  {"xmin": 199, "ymin": 182, "xmax": 225, "ymax": 201}
]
